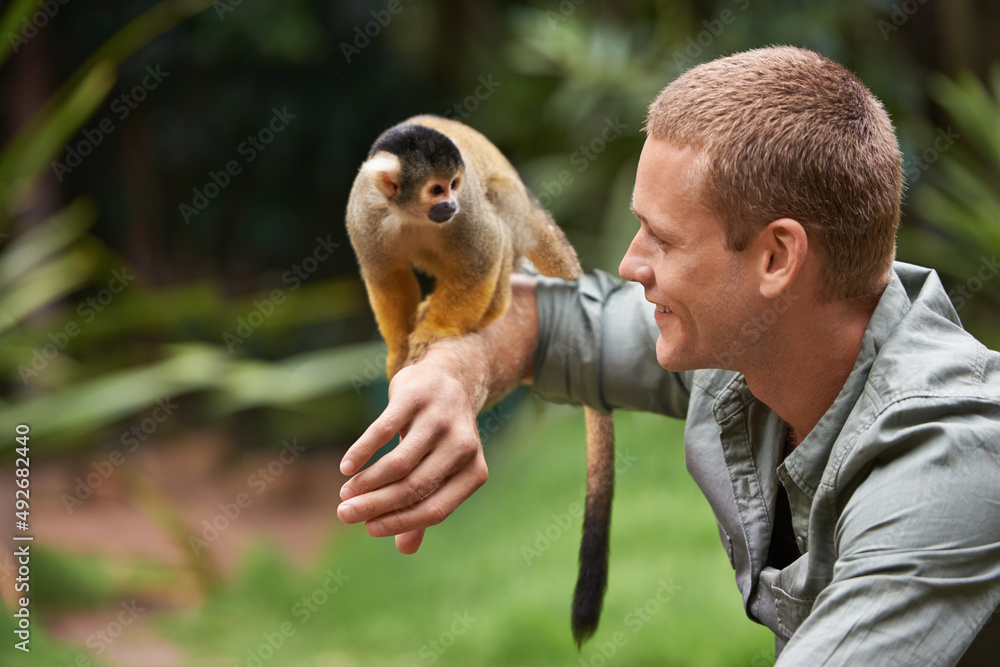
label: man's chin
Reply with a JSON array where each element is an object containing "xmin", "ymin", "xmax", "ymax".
[
  {"xmin": 655, "ymin": 340, "xmax": 697, "ymax": 372},
  {"xmin": 657, "ymin": 341, "xmax": 736, "ymax": 372}
]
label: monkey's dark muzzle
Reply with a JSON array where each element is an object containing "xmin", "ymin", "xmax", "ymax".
[{"xmin": 428, "ymin": 201, "xmax": 457, "ymax": 223}]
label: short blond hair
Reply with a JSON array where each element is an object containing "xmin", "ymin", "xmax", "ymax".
[{"xmin": 645, "ymin": 46, "xmax": 902, "ymax": 300}]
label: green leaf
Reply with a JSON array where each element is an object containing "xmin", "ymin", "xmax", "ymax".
[
  {"xmin": 0, "ymin": 341, "xmax": 386, "ymax": 450},
  {"xmin": 0, "ymin": 62, "xmax": 116, "ymax": 215},
  {"xmin": 0, "ymin": 0, "xmax": 218, "ymax": 218},
  {"xmin": 0, "ymin": 247, "xmax": 96, "ymax": 336},
  {"xmin": 0, "ymin": 198, "xmax": 95, "ymax": 290},
  {"xmin": 0, "ymin": 0, "xmax": 40, "ymax": 70}
]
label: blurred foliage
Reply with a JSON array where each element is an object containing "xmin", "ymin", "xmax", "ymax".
[
  {"xmin": 0, "ymin": 0, "xmax": 998, "ymax": 664},
  {"xmin": 3, "ymin": 410, "xmax": 774, "ymax": 666},
  {"xmin": 0, "ymin": 0, "xmax": 380, "ymax": 452},
  {"xmin": 898, "ymin": 65, "xmax": 1000, "ymax": 348},
  {"xmin": 0, "ymin": 0, "xmax": 997, "ymax": 453}
]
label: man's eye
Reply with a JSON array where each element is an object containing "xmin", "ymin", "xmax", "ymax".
[{"xmin": 647, "ymin": 227, "xmax": 668, "ymax": 246}]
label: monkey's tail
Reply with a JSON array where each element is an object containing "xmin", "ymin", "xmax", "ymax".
[{"xmin": 572, "ymin": 408, "xmax": 615, "ymax": 649}]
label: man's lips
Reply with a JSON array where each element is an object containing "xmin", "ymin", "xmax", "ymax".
[
  {"xmin": 647, "ymin": 296, "xmax": 672, "ymax": 313},
  {"xmin": 652, "ymin": 300, "xmax": 673, "ymax": 321}
]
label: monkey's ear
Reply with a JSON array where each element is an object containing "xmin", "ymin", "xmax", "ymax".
[{"xmin": 363, "ymin": 152, "xmax": 401, "ymax": 199}]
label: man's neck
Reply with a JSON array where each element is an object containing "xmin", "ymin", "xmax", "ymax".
[{"xmin": 743, "ymin": 297, "xmax": 878, "ymax": 449}]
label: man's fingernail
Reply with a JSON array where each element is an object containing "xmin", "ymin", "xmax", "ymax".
[
  {"xmin": 367, "ymin": 520, "xmax": 385, "ymax": 537},
  {"xmin": 338, "ymin": 503, "xmax": 358, "ymax": 523},
  {"xmin": 340, "ymin": 458, "xmax": 355, "ymax": 475}
]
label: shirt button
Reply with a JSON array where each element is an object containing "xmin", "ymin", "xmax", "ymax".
[{"xmin": 796, "ymin": 536, "xmax": 806, "ymax": 553}]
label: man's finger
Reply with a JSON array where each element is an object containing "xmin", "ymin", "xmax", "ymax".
[
  {"xmin": 338, "ymin": 442, "xmax": 465, "ymax": 521},
  {"xmin": 340, "ymin": 399, "xmax": 416, "ymax": 475},
  {"xmin": 395, "ymin": 529, "xmax": 425, "ymax": 555},
  {"xmin": 362, "ymin": 462, "xmax": 488, "ymax": 537},
  {"xmin": 340, "ymin": 417, "xmax": 447, "ymax": 501}
]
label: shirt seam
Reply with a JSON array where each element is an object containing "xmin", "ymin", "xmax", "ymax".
[{"xmin": 824, "ymin": 390, "xmax": 1000, "ymax": 484}]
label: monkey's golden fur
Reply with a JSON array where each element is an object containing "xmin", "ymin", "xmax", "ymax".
[
  {"xmin": 347, "ymin": 115, "xmax": 582, "ymax": 375},
  {"xmin": 346, "ymin": 115, "xmax": 615, "ymax": 647}
]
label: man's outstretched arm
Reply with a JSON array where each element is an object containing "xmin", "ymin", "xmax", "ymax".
[{"xmin": 337, "ymin": 274, "xmax": 539, "ymax": 554}]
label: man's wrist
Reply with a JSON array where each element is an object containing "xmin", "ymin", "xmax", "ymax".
[{"xmin": 421, "ymin": 336, "xmax": 492, "ymax": 414}]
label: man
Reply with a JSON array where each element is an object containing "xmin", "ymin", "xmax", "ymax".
[{"xmin": 337, "ymin": 46, "xmax": 1000, "ymax": 664}]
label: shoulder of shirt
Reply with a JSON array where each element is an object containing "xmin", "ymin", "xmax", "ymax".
[{"xmin": 867, "ymin": 261, "xmax": 1000, "ymax": 410}]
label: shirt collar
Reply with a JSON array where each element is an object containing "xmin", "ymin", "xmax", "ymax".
[
  {"xmin": 780, "ymin": 263, "xmax": 937, "ymax": 496},
  {"xmin": 699, "ymin": 262, "xmax": 952, "ymax": 496}
]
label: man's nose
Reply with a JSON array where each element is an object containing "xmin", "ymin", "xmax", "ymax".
[{"xmin": 619, "ymin": 234, "xmax": 653, "ymax": 285}]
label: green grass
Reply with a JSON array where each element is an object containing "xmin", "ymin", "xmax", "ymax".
[
  {"xmin": 158, "ymin": 400, "xmax": 773, "ymax": 666},
  {"xmin": 1, "ymin": 400, "xmax": 772, "ymax": 665}
]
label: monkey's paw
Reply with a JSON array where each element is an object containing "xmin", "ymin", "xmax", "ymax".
[
  {"xmin": 406, "ymin": 325, "xmax": 463, "ymax": 365},
  {"xmin": 386, "ymin": 349, "xmax": 405, "ymax": 379},
  {"xmin": 405, "ymin": 331, "xmax": 439, "ymax": 365},
  {"xmin": 414, "ymin": 299, "xmax": 432, "ymax": 326}
]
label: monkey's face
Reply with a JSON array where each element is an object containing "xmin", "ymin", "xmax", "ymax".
[
  {"xmin": 420, "ymin": 170, "xmax": 463, "ymax": 223},
  {"xmin": 364, "ymin": 123, "xmax": 466, "ymax": 224},
  {"xmin": 361, "ymin": 152, "xmax": 464, "ymax": 224}
]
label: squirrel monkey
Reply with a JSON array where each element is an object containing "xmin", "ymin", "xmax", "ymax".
[{"xmin": 345, "ymin": 115, "xmax": 614, "ymax": 647}]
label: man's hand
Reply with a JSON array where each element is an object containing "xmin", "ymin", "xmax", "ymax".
[
  {"xmin": 338, "ymin": 275, "xmax": 538, "ymax": 554},
  {"xmin": 337, "ymin": 347, "xmax": 490, "ymax": 555}
]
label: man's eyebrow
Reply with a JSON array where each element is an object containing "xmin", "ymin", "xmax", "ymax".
[
  {"xmin": 630, "ymin": 205, "xmax": 683, "ymax": 244},
  {"xmin": 629, "ymin": 205, "xmax": 659, "ymax": 231}
]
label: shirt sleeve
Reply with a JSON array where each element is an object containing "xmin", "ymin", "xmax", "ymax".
[
  {"xmin": 531, "ymin": 269, "xmax": 691, "ymax": 418},
  {"xmin": 777, "ymin": 401, "xmax": 1000, "ymax": 666}
]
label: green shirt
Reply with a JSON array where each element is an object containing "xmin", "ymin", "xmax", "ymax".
[{"xmin": 532, "ymin": 261, "xmax": 1000, "ymax": 665}]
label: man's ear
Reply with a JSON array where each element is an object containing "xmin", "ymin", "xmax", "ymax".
[
  {"xmin": 362, "ymin": 152, "xmax": 401, "ymax": 198},
  {"xmin": 754, "ymin": 218, "xmax": 808, "ymax": 300}
]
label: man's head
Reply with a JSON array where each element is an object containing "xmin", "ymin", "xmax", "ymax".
[
  {"xmin": 644, "ymin": 45, "xmax": 902, "ymax": 301},
  {"xmin": 621, "ymin": 46, "xmax": 903, "ymax": 371}
]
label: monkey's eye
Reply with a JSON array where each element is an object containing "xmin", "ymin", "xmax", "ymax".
[
  {"xmin": 430, "ymin": 185, "xmax": 445, "ymax": 196},
  {"xmin": 450, "ymin": 178, "xmax": 460, "ymax": 190}
]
